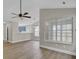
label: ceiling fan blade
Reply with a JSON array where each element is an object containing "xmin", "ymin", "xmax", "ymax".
[
  {"xmin": 23, "ymin": 16, "xmax": 31, "ymax": 18},
  {"xmin": 11, "ymin": 0, "xmax": 31, "ymax": 20},
  {"xmin": 12, "ymin": 16, "xmax": 18, "ymax": 18},
  {"xmin": 11, "ymin": 13, "xmax": 18, "ymax": 15},
  {"xmin": 23, "ymin": 12, "xmax": 28, "ymax": 15}
]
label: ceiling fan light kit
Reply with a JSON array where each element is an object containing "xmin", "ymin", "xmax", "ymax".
[{"xmin": 11, "ymin": 0, "xmax": 31, "ymax": 20}]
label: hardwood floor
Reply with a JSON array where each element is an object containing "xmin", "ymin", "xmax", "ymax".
[{"xmin": 3, "ymin": 41, "xmax": 76, "ymax": 59}]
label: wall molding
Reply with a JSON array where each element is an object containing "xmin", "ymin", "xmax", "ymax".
[{"xmin": 40, "ymin": 45, "xmax": 76, "ymax": 56}]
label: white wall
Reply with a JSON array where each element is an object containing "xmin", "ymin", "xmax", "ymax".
[
  {"xmin": 3, "ymin": 22, "xmax": 13, "ymax": 42},
  {"xmin": 7, "ymin": 22, "xmax": 34, "ymax": 43},
  {"xmin": 3, "ymin": 23, "xmax": 7, "ymax": 40},
  {"xmin": 40, "ymin": 8, "xmax": 76, "ymax": 55},
  {"xmin": 3, "ymin": 21, "xmax": 34, "ymax": 43}
]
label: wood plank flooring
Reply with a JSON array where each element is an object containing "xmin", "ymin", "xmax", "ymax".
[{"xmin": 3, "ymin": 41, "xmax": 76, "ymax": 59}]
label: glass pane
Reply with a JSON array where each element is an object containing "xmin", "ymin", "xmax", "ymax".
[
  {"xmin": 19, "ymin": 26, "xmax": 26, "ymax": 32},
  {"xmin": 62, "ymin": 24, "xmax": 67, "ymax": 30},
  {"xmin": 66, "ymin": 33, "xmax": 72, "ymax": 37},
  {"xmin": 53, "ymin": 37, "xmax": 56, "ymax": 41},
  {"xmin": 67, "ymin": 37, "xmax": 72, "ymax": 43},
  {"xmin": 57, "ymin": 32, "xmax": 61, "ymax": 36},
  {"xmin": 57, "ymin": 31, "xmax": 61, "ymax": 33},
  {"xmin": 53, "ymin": 31, "xmax": 56, "ymax": 36},
  {"xmin": 67, "ymin": 24, "xmax": 72, "ymax": 30},
  {"xmin": 52, "ymin": 25, "xmax": 56, "ymax": 30},
  {"xmin": 35, "ymin": 26, "xmax": 39, "ymax": 31},
  {"xmin": 53, "ymin": 30, "xmax": 56, "ymax": 32},
  {"xmin": 62, "ymin": 33, "xmax": 66, "ymax": 37},
  {"xmin": 62, "ymin": 31, "xmax": 66, "ymax": 34},
  {"xmin": 52, "ymin": 33, "xmax": 56, "ymax": 38},
  {"xmin": 57, "ymin": 37, "xmax": 61, "ymax": 41},
  {"xmin": 66, "ymin": 31, "xmax": 72, "ymax": 33},
  {"xmin": 57, "ymin": 25, "xmax": 61, "ymax": 30},
  {"xmin": 62, "ymin": 37, "xmax": 66, "ymax": 42}
]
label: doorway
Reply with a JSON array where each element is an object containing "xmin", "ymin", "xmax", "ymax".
[{"xmin": 32, "ymin": 25, "xmax": 40, "ymax": 41}]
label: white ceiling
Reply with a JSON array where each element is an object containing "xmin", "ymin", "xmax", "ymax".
[
  {"xmin": 4, "ymin": 0, "xmax": 76, "ymax": 9},
  {"xmin": 3, "ymin": 0, "xmax": 76, "ymax": 24}
]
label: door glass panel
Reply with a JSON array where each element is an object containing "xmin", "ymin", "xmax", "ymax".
[
  {"xmin": 66, "ymin": 33, "xmax": 72, "ymax": 37},
  {"xmin": 53, "ymin": 31, "xmax": 56, "ymax": 36},
  {"xmin": 52, "ymin": 25, "xmax": 56, "ymax": 31},
  {"xmin": 66, "ymin": 31, "xmax": 72, "ymax": 33},
  {"xmin": 62, "ymin": 31, "xmax": 66, "ymax": 34},
  {"xmin": 62, "ymin": 33, "xmax": 66, "ymax": 37},
  {"xmin": 67, "ymin": 24, "xmax": 72, "ymax": 30},
  {"xmin": 57, "ymin": 32, "xmax": 61, "ymax": 36},
  {"xmin": 62, "ymin": 37, "xmax": 66, "ymax": 42},
  {"xmin": 53, "ymin": 37, "xmax": 56, "ymax": 41},
  {"xmin": 57, "ymin": 25, "xmax": 61, "ymax": 30},
  {"xmin": 57, "ymin": 37, "xmax": 61, "ymax": 41},
  {"xmin": 67, "ymin": 37, "xmax": 72, "ymax": 43},
  {"xmin": 62, "ymin": 24, "xmax": 67, "ymax": 30}
]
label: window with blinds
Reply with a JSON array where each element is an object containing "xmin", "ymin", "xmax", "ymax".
[{"xmin": 46, "ymin": 17, "xmax": 73, "ymax": 44}]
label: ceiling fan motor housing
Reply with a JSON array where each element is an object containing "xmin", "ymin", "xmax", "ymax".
[
  {"xmin": 11, "ymin": 0, "xmax": 31, "ymax": 19},
  {"xmin": 19, "ymin": 14, "xmax": 22, "ymax": 17}
]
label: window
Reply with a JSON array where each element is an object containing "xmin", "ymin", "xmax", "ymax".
[
  {"xmin": 47, "ymin": 17, "xmax": 73, "ymax": 44},
  {"xmin": 34, "ymin": 26, "xmax": 39, "ymax": 36},
  {"xmin": 19, "ymin": 26, "xmax": 26, "ymax": 32},
  {"xmin": 18, "ymin": 23, "xmax": 31, "ymax": 33}
]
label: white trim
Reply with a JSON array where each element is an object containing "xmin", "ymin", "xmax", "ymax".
[
  {"xmin": 8, "ymin": 39, "xmax": 31, "ymax": 43},
  {"xmin": 40, "ymin": 45, "xmax": 76, "ymax": 56},
  {"xmin": 44, "ymin": 40, "xmax": 72, "ymax": 45}
]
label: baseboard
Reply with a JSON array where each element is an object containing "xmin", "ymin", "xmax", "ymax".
[
  {"xmin": 8, "ymin": 39, "xmax": 31, "ymax": 43},
  {"xmin": 40, "ymin": 45, "xmax": 76, "ymax": 56}
]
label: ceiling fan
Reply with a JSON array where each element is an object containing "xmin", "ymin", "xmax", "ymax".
[{"xmin": 11, "ymin": 0, "xmax": 31, "ymax": 19}]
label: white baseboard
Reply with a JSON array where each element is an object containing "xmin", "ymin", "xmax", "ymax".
[
  {"xmin": 40, "ymin": 45, "xmax": 76, "ymax": 56},
  {"xmin": 8, "ymin": 39, "xmax": 31, "ymax": 43}
]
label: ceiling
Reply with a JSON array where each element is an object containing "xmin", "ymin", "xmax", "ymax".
[
  {"xmin": 4, "ymin": 0, "xmax": 76, "ymax": 9},
  {"xmin": 3, "ymin": 0, "xmax": 76, "ymax": 24}
]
